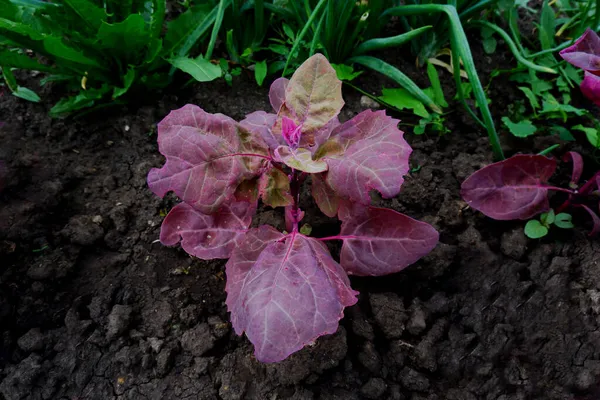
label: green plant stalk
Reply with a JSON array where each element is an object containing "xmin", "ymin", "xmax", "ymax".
[
  {"xmin": 352, "ymin": 26, "xmax": 432, "ymax": 55},
  {"xmin": 507, "ymin": 7, "xmax": 526, "ymax": 56},
  {"xmin": 309, "ymin": 12, "xmax": 326, "ymax": 57},
  {"xmin": 283, "ymin": 0, "xmax": 328, "ymax": 75},
  {"xmin": 538, "ymin": 144, "xmax": 560, "ymax": 155},
  {"xmin": 205, "ymin": 0, "xmax": 227, "ymax": 60},
  {"xmin": 458, "ymin": 0, "xmax": 496, "ymax": 19},
  {"xmin": 348, "ymin": 55, "xmax": 442, "ymax": 114},
  {"xmin": 385, "ymin": 5, "xmax": 505, "ymax": 160},
  {"xmin": 526, "ymin": 41, "xmax": 572, "ymax": 59},
  {"xmin": 470, "ymin": 21, "xmax": 558, "ymax": 74}
]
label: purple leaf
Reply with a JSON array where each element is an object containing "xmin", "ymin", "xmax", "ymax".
[
  {"xmin": 147, "ymin": 105, "xmax": 269, "ymax": 214},
  {"xmin": 311, "ymin": 173, "xmax": 340, "ymax": 218},
  {"xmin": 277, "ymin": 54, "xmax": 344, "ymax": 136},
  {"xmin": 282, "ymin": 116, "xmax": 302, "ymax": 148},
  {"xmin": 225, "ymin": 227, "xmax": 358, "ymax": 362},
  {"xmin": 319, "ymin": 109, "xmax": 411, "ymax": 204},
  {"xmin": 258, "ymin": 167, "xmax": 293, "ymax": 208},
  {"xmin": 559, "ymin": 29, "xmax": 600, "ymax": 74},
  {"xmin": 562, "ymin": 151, "xmax": 584, "ymax": 187},
  {"xmin": 275, "ymin": 146, "xmax": 328, "ymax": 173},
  {"xmin": 581, "ymin": 71, "xmax": 600, "ymax": 107},
  {"xmin": 461, "ymin": 155, "xmax": 557, "ymax": 220},
  {"xmin": 284, "ymin": 206, "xmax": 305, "ymax": 232},
  {"xmin": 338, "ymin": 205, "xmax": 439, "ymax": 276},
  {"xmin": 579, "ymin": 204, "xmax": 600, "ymax": 236},
  {"xmin": 239, "ymin": 111, "xmax": 282, "ymax": 151},
  {"xmin": 160, "ymin": 201, "xmax": 255, "ymax": 259},
  {"xmin": 269, "ymin": 77, "xmax": 289, "ymax": 113}
]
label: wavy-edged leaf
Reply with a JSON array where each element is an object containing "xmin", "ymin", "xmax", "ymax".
[
  {"xmin": 461, "ymin": 154, "xmax": 557, "ymax": 220},
  {"xmin": 160, "ymin": 201, "xmax": 255, "ymax": 259},
  {"xmin": 320, "ymin": 109, "xmax": 411, "ymax": 204},
  {"xmin": 278, "ymin": 54, "xmax": 343, "ymax": 135},
  {"xmin": 225, "ymin": 227, "xmax": 358, "ymax": 362},
  {"xmin": 97, "ymin": 14, "xmax": 149, "ymax": 63},
  {"xmin": 275, "ymin": 146, "xmax": 328, "ymax": 173},
  {"xmin": 559, "ymin": 29, "xmax": 600, "ymax": 74},
  {"xmin": 269, "ymin": 77, "xmax": 288, "ymax": 113},
  {"xmin": 338, "ymin": 205, "xmax": 439, "ymax": 276},
  {"xmin": 147, "ymin": 105, "xmax": 269, "ymax": 214},
  {"xmin": 311, "ymin": 173, "xmax": 340, "ymax": 218},
  {"xmin": 43, "ymin": 36, "xmax": 102, "ymax": 68},
  {"xmin": 63, "ymin": 0, "xmax": 106, "ymax": 32},
  {"xmin": 239, "ymin": 111, "xmax": 281, "ymax": 151},
  {"xmin": 0, "ymin": 49, "xmax": 54, "ymax": 72},
  {"xmin": 259, "ymin": 167, "xmax": 293, "ymax": 208},
  {"xmin": 169, "ymin": 56, "xmax": 221, "ymax": 82},
  {"xmin": 562, "ymin": 151, "xmax": 583, "ymax": 187}
]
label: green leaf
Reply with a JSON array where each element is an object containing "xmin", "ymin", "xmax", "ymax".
[
  {"xmin": 502, "ymin": 117, "xmax": 537, "ymax": 138},
  {"xmin": 525, "ymin": 219, "xmax": 548, "ymax": 239},
  {"xmin": 0, "ymin": 49, "xmax": 54, "ymax": 72},
  {"xmin": 63, "ymin": 0, "xmax": 106, "ymax": 33},
  {"xmin": 554, "ymin": 213, "xmax": 574, "ymax": 229},
  {"xmin": 282, "ymin": 23, "xmax": 295, "ymax": 41},
  {"xmin": 299, "ymin": 223, "xmax": 312, "ymax": 236},
  {"xmin": 149, "ymin": 0, "xmax": 166, "ymax": 40},
  {"xmin": 573, "ymin": 125, "xmax": 600, "ymax": 148},
  {"xmin": 113, "ymin": 67, "xmax": 135, "ymax": 99},
  {"xmin": 380, "ymin": 87, "xmax": 429, "ymax": 118},
  {"xmin": 97, "ymin": 14, "xmax": 149, "ymax": 63},
  {"xmin": 426, "ymin": 62, "xmax": 448, "ymax": 108},
  {"xmin": 49, "ymin": 85, "xmax": 110, "ymax": 117},
  {"xmin": 0, "ymin": 17, "xmax": 44, "ymax": 40},
  {"xmin": 550, "ymin": 125, "xmax": 576, "ymax": 141},
  {"xmin": 540, "ymin": 93, "xmax": 587, "ymax": 118},
  {"xmin": 540, "ymin": 209, "xmax": 555, "ymax": 226},
  {"xmin": 162, "ymin": 3, "xmax": 214, "ymax": 56},
  {"xmin": 482, "ymin": 37, "xmax": 497, "ymax": 54},
  {"xmin": 169, "ymin": 56, "xmax": 221, "ymax": 82},
  {"xmin": 43, "ymin": 36, "xmax": 102, "ymax": 68},
  {"xmin": 1, "ymin": 66, "xmax": 41, "ymax": 102},
  {"xmin": 331, "ymin": 64, "xmax": 362, "ymax": 81},
  {"xmin": 518, "ymin": 86, "xmax": 539, "ymax": 109},
  {"xmin": 538, "ymin": 0, "xmax": 555, "ymax": 50},
  {"xmin": 254, "ymin": 60, "xmax": 267, "ymax": 86}
]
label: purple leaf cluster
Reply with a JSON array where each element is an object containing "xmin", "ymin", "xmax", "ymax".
[
  {"xmin": 559, "ymin": 29, "xmax": 600, "ymax": 107},
  {"xmin": 148, "ymin": 54, "xmax": 439, "ymax": 363},
  {"xmin": 461, "ymin": 153, "xmax": 600, "ymax": 235}
]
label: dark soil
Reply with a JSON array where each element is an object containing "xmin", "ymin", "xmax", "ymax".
[{"xmin": 2, "ymin": 43, "xmax": 600, "ymax": 400}]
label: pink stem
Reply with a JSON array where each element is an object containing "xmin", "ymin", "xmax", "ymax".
[{"xmin": 317, "ymin": 235, "xmax": 359, "ymax": 241}]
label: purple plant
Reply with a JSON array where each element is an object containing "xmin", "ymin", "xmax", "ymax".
[
  {"xmin": 461, "ymin": 153, "xmax": 600, "ymax": 235},
  {"xmin": 559, "ymin": 28, "xmax": 600, "ymax": 106},
  {"xmin": 148, "ymin": 54, "xmax": 439, "ymax": 362}
]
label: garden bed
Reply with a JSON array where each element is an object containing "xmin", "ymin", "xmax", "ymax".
[{"xmin": 1, "ymin": 48, "xmax": 600, "ymax": 400}]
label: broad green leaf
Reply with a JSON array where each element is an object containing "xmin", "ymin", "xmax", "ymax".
[
  {"xmin": 254, "ymin": 60, "xmax": 267, "ymax": 86},
  {"xmin": 2, "ymin": 67, "xmax": 40, "ymax": 102},
  {"xmin": 502, "ymin": 117, "xmax": 537, "ymax": 138},
  {"xmin": 554, "ymin": 213, "xmax": 574, "ymax": 229},
  {"xmin": 49, "ymin": 85, "xmax": 110, "ymax": 117},
  {"xmin": 149, "ymin": 0, "xmax": 166, "ymax": 40},
  {"xmin": 169, "ymin": 56, "xmax": 221, "ymax": 82},
  {"xmin": 0, "ymin": 49, "xmax": 54, "ymax": 72},
  {"xmin": 113, "ymin": 67, "xmax": 135, "ymax": 99},
  {"xmin": 43, "ymin": 36, "xmax": 102, "ymax": 68},
  {"xmin": 540, "ymin": 209, "xmax": 555, "ymax": 226},
  {"xmin": 573, "ymin": 125, "xmax": 599, "ymax": 148},
  {"xmin": 162, "ymin": 3, "xmax": 214, "ymax": 56},
  {"xmin": 63, "ymin": 0, "xmax": 106, "ymax": 32},
  {"xmin": 518, "ymin": 86, "xmax": 539, "ymax": 110},
  {"xmin": 379, "ymin": 88, "xmax": 429, "ymax": 118},
  {"xmin": 0, "ymin": 17, "xmax": 43, "ymax": 40},
  {"xmin": 426, "ymin": 62, "xmax": 448, "ymax": 108},
  {"xmin": 541, "ymin": 93, "xmax": 587, "ymax": 118},
  {"xmin": 258, "ymin": 167, "xmax": 293, "ymax": 207},
  {"xmin": 550, "ymin": 125, "xmax": 575, "ymax": 141},
  {"xmin": 482, "ymin": 37, "xmax": 497, "ymax": 54},
  {"xmin": 525, "ymin": 219, "xmax": 548, "ymax": 239},
  {"xmin": 331, "ymin": 64, "xmax": 363, "ymax": 81},
  {"xmin": 0, "ymin": 0, "xmax": 19, "ymax": 19},
  {"xmin": 97, "ymin": 14, "xmax": 149, "ymax": 63}
]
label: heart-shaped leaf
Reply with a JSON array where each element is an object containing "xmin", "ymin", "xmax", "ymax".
[
  {"xmin": 320, "ymin": 110, "xmax": 411, "ymax": 204},
  {"xmin": 160, "ymin": 201, "xmax": 255, "ymax": 259},
  {"xmin": 338, "ymin": 205, "xmax": 439, "ymax": 276},
  {"xmin": 461, "ymin": 155, "xmax": 557, "ymax": 220},
  {"xmin": 148, "ymin": 105, "xmax": 269, "ymax": 214},
  {"xmin": 226, "ymin": 227, "xmax": 358, "ymax": 362},
  {"xmin": 524, "ymin": 219, "xmax": 549, "ymax": 239}
]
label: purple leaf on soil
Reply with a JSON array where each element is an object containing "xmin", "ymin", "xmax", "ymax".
[
  {"xmin": 160, "ymin": 201, "xmax": 255, "ymax": 259},
  {"xmin": 562, "ymin": 151, "xmax": 584, "ymax": 188},
  {"xmin": 311, "ymin": 173, "xmax": 340, "ymax": 218},
  {"xmin": 580, "ymin": 72, "xmax": 600, "ymax": 107},
  {"xmin": 579, "ymin": 204, "xmax": 600, "ymax": 236},
  {"xmin": 318, "ymin": 109, "xmax": 411, "ymax": 204},
  {"xmin": 559, "ymin": 29, "xmax": 600, "ymax": 75},
  {"xmin": 269, "ymin": 77, "xmax": 289, "ymax": 113},
  {"xmin": 239, "ymin": 111, "xmax": 282, "ymax": 151},
  {"xmin": 147, "ymin": 105, "xmax": 269, "ymax": 214},
  {"xmin": 338, "ymin": 205, "xmax": 439, "ymax": 276},
  {"xmin": 461, "ymin": 155, "xmax": 557, "ymax": 220},
  {"xmin": 225, "ymin": 226, "xmax": 358, "ymax": 362}
]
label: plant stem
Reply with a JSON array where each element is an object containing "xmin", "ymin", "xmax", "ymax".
[
  {"xmin": 290, "ymin": 169, "xmax": 301, "ymax": 232},
  {"xmin": 555, "ymin": 171, "xmax": 600, "ymax": 213}
]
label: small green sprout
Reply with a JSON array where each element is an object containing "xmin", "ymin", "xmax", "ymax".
[{"xmin": 524, "ymin": 209, "xmax": 574, "ymax": 239}]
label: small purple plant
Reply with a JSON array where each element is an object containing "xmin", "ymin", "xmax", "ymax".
[
  {"xmin": 148, "ymin": 54, "xmax": 439, "ymax": 362},
  {"xmin": 559, "ymin": 28, "xmax": 600, "ymax": 106}
]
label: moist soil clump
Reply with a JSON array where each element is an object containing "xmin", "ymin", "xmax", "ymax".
[{"xmin": 1, "ymin": 64, "xmax": 600, "ymax": 399}]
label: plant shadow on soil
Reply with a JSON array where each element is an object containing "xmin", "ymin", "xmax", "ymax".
[{"xmin": 2, "ymin": 39, "xmax": 600, "ymax": 400}]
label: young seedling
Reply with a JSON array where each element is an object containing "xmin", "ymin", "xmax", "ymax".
[
  {"xmin": 524, "ymin": 209, "xmax": 574, "ymax": 239},
  {"xmin": 461, "ymin": 152, "xmax": 600, "ymax": 236},
  {"xmin": 148, "ymin": 54, "xmax": 439, "ymax": 363}
]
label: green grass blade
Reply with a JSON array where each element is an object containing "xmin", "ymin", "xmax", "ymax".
[
  {"xmin": 353, "ymin": 26, "xmax": 432, "ymax": 56},
  {"xmin": 282, "ymin": 0, "xmax": 328, "ymax": 76},
  {"xmin": 309, "ymin": 12, "xmax": 326, "ymax": 56},
  {"xmin": 205, "ymin": 0, "xmax": 227, "ymax": 60},
  {"xmin": 348, "ymin": 55, "xmax": 442, "ymax": 114}
]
